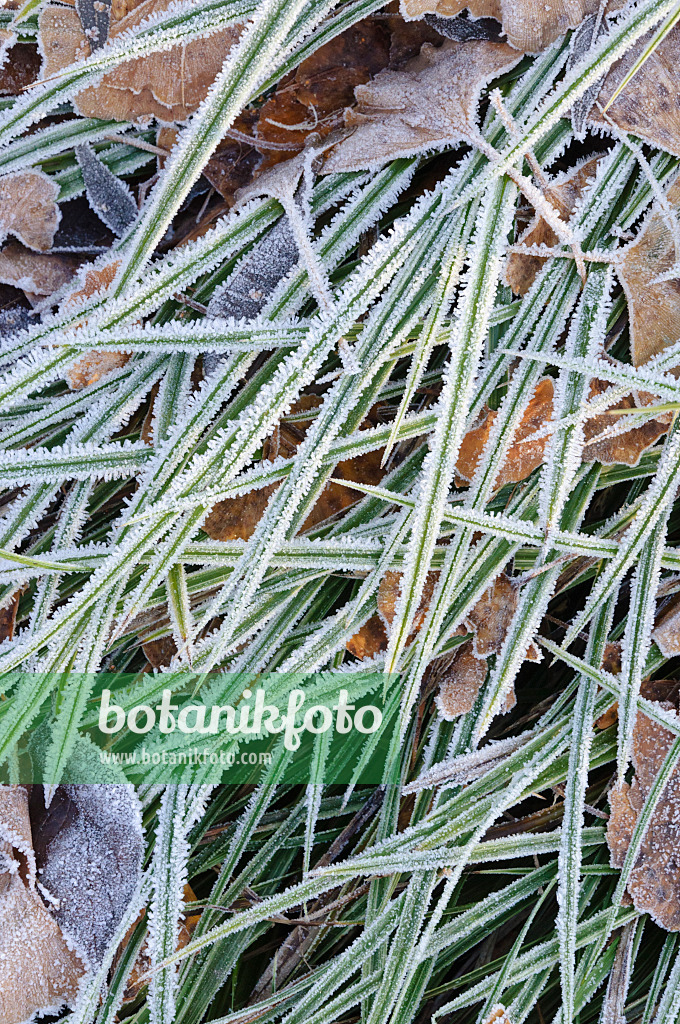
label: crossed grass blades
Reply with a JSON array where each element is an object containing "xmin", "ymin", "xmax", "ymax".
[{"xmin": 7, "ymin": 0, "xmax": 680, "ymax": 1023}]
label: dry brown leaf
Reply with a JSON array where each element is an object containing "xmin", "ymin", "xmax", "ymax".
[
  {"xmin": 346, "ymin": 614, "xmax": 389, "ymax": 660},
  {"xmin": 582, "ymin": 378, "xmax": 672, "ymax": 465},
  {"xmin": 435, "ymin": 641, "xmax": 488, "ymax": 718},
  {"xmin": 593, "ymin": 25, "xmax": 680, "ymax": 158},
  {"xmin": 39, "ymin": 1, "xmax": 243, "ymax": 124},
  {"xmin": 254, "ymin": 19, "xmax": 393, "ymax": 172},
  {"xmin": 455, "ymin": 377, "xmax": 554, "ymax": 488},
  {"xmin": 607, "ymin": 706, "xmax": 680, "ymax": 930},
  {"xmin": 0, "ymin": 241, "xmax": 81, "ymax": 297},
  {"xmin": 0, "ymin": 170, "xmax": 60, "ymax": 252},
  {"xmin": 504, "ymin": 157, "xmax": 601, "ymax": 296},
  {"xmin": 465, "ymin": 572, "xmax": 517, "ymax": 657},
  {"xmin": 0, "ymin": 43, "xmax": 40, "ymax": 95},
  {"xmin": 0, "ymin": 592, "xmax": 19, "ymax": 645},
  {"xmin": 0, "ymin": 785, "xmax": 84, "ymax": 1024},
  {"xmin": 63, "ymin": 260, "xmax": 131, "ymax": 388},
  {"xmin": 142, "ymin": 633, "xmax": 178, "ymax": 668},
  {"xmin": 653, "ymin": 593, "xmax": 680, "ymax": 658},
  {"xmin": 616, "ymin": 178, "xmax": 680, "ymax": 367},
  {"xmin": 322, "ymin": 38, "xmax": 521, "ymax": 173},
  {"xmin": 400, "ymin": 0, "xmax": 625, "ymax": 53},
  {"xmin": 378, "ymin": 568, "xmax": 440, "ymax": 636},
  {"xmin": 205, "ymin": 398, "xmax": 385, "ymax": 540}
]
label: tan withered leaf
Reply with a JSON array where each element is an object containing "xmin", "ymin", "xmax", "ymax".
[
  {"xmin": 607, "ymin": 706, "xmax": 680, "ymax": 930},
  {"xmin": 455, "ymin": 377, "xmax": 554, "ymax": 488},
  {"xmin": 39, "ymin": 1, "xmax": 243, "ymax": 124},
  {"xmin": 653, "ymin": 593, "xmax": 680, "ymax": 658},
  {"xmin": 322, "ymin": 39, "xmax": 521, "ymax": 174},
  {"xmin": 205, "ymin": 398, "xmax": 385, "ymax": 541},
  {"xmin": 0, "ymin": 786, "xmax": 84, "ymax": 1024},
  {"xmin": 435, "ymin": 641, "xmax": 488, "ymax": 718},
  {"xmin": 616, "ymin": 177, "xmax": 680, "ymax": 367},
  {"xmin": 592, "ymin": 25, "xmax": 680, "ymax": 158},
  {"xmin": 378, "ymin": 568, "xmax": 440, "ymax": 636},
  {"xmin": 400, "ymin": 0, "xmax": 624, "ymax": 53},
  {"xmin": 0, "ymin": 170, "xmax": 60, "ymax": 252},
  {"xmin": 504, "ymin": 157, "xmax": 601, "ymax": 296},
  {"xmin": 465, "ymin": 572, "xmax": 516, "ymax": 657},
  {"xmin": 0, "ymin": 242, "xmax": 81, "ymax": 298},
  {"xmin": 582, "ymin": 378, "xmax": 672, "ymax": 466},
  {"xmin": 63, "ymin": 260, "xmax": 130, "ymax": 388}
]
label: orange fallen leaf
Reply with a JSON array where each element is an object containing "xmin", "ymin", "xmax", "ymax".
[
  {"xmin": 504, "ymin": 157, "xmax": 601, "ymax": 296},
  {"xmin": 607, "ymin": 703, "xmax": 680, "ymax": 930},
  {"xmin": 205, "ymin": 398, "xmax": 385, "ymax": 540},
  {"xmin": 0, "ymin": 170, "xmax": 60, "ymax": 252},
  {"xmin": 346, "ymin": 614, "xmax": 389, "ymax": 660},
  {"xmin": 455, "ymin": 377, "xmax": 554, "ymax": 488},
  {"xmin": 616, "ymin": 177, "xmax": 680, "ymax": 367},
  {"xmin": 322, "ymin": 38, "xmax": 521, "ymax": 173},
  {"xmin": 39, "ymin": 1, "xmax": 243, "ymax": 124},
  {"xmin": 582, "ymin": 378, "xmax": 672, "ymax": 466}
]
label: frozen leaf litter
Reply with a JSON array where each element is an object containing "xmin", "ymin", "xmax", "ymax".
[{"xmin": 10, "ymin": 0, "xmax": 680, "ymax": 1021}]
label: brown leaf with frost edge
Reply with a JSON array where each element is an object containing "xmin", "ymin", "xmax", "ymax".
[
  {"xmin": 616, "ymin": 177, "xmax": 680, "ymax": 368},
  {"xmin": 0, "ymin": 171, "xmax": 60, "ymax": 252},
  {"xmin": 504, "ymin": 157, "xmax": 601, "ymax": 297},
  {"xmin": 39, "ymin": 0, "xmax": 243, "ymax": 125},
  {"xmin": 607, "ymin": 706, "xmax": 680, "ymax": 930},
  {"xmin": 0, "ymin": 785, "xmax": 84, "ymax": 1024},
  {"xmin": 322, "ymin": 39, "xmax": 521, "ymax": 174}
]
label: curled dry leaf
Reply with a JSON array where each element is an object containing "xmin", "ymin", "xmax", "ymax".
[
  {"xmin": 582, "ymin": 378, "xmax": 672, "ymax": 466},
  {"xmin": 30, "ymin": 783, "xmax": 145, "ymax": 966},
  {"xmin": 455, "ymin": 377, "xmax": 554, "ymax": 488},
  {"xmin": 39, "ymin": 0, "xmax": 243, "ymax": 124},
  {"xmin": 322, "ymin": 39, "xmax": 522, "ymax": 174},
  {"xmin": 592, "ymin": 25, "xmax": 680, "ymax": 158},
  {"xmin": 204, "ymin": 398, "xmax": 385, "ymax": 541},
  {"xmin": 399, "ymin": 0, "xmax": 624, "ymax": 53},
  {"xmin": 616, "ymin": 178, "xmax": 680, "ymax": 368},
  {"xmin": 0, "ymin": 785, "xmax": 84, "ymax": 1024},
  {"xmin": 0, "ymin": 242, "xmax": 81, "ymax": 298},
  {"xmin": 0, "ymin": 171, "xmax": 60, "ymax": 252},
  {"xmin": 504, "ymin": 157, "xmax": 601, "ymax": 297},
  {"xmin": 607, "ymin": 704, "xmax": 680, "ymax": 930}
]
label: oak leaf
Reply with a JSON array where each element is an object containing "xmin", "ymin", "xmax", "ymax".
[
  {"xmin": 39, "ymin": 1, "xmax": 243, "ymax": 124},
  {"xmin": 0, "ymin": 170, "xmax": 60, "ymax": 252},
  {"xmin": 322, "ymin": 39, "xmax": 522, "ymax": 174},
  {"xmin": 582, "ymin": 378, "xmax": 672, "ymax": 466}
]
